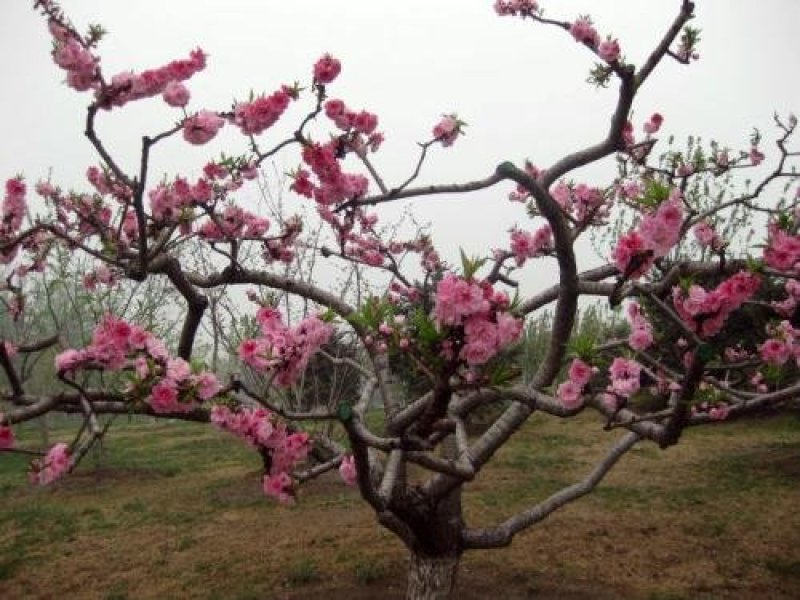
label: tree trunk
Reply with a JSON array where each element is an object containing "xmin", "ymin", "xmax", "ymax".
[{"xmin": 406, "ymin": 552, "xmax": 460, "ymax": 600}]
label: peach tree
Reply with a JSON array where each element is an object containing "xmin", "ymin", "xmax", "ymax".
[{"xmin": 1, "ymin": 1, "xmax": 799, "ymax": 597}]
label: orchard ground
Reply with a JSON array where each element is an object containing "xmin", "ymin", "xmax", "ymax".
[{"xmin": 1, "ymin": 412, "xmax": 799, "ymax": 599}]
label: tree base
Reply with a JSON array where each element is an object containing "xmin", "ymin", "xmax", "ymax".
[{"xmin": 406, "ymin": 553, "xmax": 460, "ymax": 600}]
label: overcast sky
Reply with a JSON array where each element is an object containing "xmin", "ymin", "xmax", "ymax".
[{"xmin": 1, "ymin": 1, "xmax": 798, "ymax": 297}]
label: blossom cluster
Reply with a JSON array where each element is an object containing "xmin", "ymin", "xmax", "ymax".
[
  {"xmin": 763, "ymin": 222, "xmax": 800, "ymax": 272},
  {"xmin": 238, "ymin": 307, "xmax": 333, "ymax": 387},
  {"xmin": 210, "ymin": 405, "xmax": 310, "ymax": 504},
  {"xmin": 339, "ymin": 454, "xmax": 357, "ymax": 486},
  {"xmin": 433, "ymin": 273, "xmax": 523, "ymax": 366},
  {"xmin": 759, "ymin": 320, "xmax": 800, "ymax": 367},
  {"xmin": 569, "ymin": 16, "xmax": 621, "ymax": 64},
  {"xmin": 612, "ymin": 188, "xmax": 684, "ymax": 278},
  {"xmin": 312, "ymin": 53, "xmax": 341, "ymax": 85},
  {"xmin": 626, "ymin": 302, "xmax": 654, "ymax": 351},
  {"xmin": 82, "ymin": 263, "xmax": 118, "ymax": 290},
  {"xmin": 621, "ymin": 113, "xmax": 664, "ymax": 153},
  {"xmin": 550, "ymin": 181, "xmax": 609, "ymax": 225},
  {"xmin": 29, "ymin": 442, "xmax": 71, "ymax": 485},
  {"xmin": 507, "ymin": 161, "xmax": 544, "ymax": 203},
  {"xmin": 1, "ymin": 178, "xmax": 27, "ymax": 264},
  {"xmin": 48, "ymin": 14, "xmax": 207, "ymax": 106},
  {"xmin": 557, "ymin": 358, "xmax": 594, "ymax": 409},
  {"xmin": 508, "ymin": 224, "xmax": 553, "ymax": 266},
  {"xmin": 183, "ymin": 110, "xmax": 225, "ymax": 145},
  {"xmin": 48, "ymin": 21, "xmax": 99, "ymax": 92},
  {"xmin": 105, "ymin": 49, "xmax": 206, "ymax": 108},
  {"xmin": 198, "ymin": 204, "xmax": 270, "ymax": 242},
  {"xmin": 432, "ymin": 114, "xmax": 463, "ymax": 147},
  {"xmin": 643, "ymin": 113, "xmax": 664, "ymax": 136},
  {"xmin": 671, "ymin": 271, "xmax": 762, "ymax": 338},
  {"xmin": 693, "ymin": 220, "xmax": 723, "ymax": 251},
  {"xmin": 607, "ymin": 357, "xmax": 642, "ymax": 399},
  {"xmin": 324, "ymin": 99, "xmax": 379, "ymax": 136},
  {"xmin": 296, "ymin": 142, "xmax": 370, "ymax": 206},
  {"xmin": 55, "ymin": 315, "xmax": 222, "ymax": 414},
  {"xmin": 493, "ymin": 0, "xmax": 539, "ymax": 18},
  {"xmin": 771, "ymin": 279, "xmax": 800, "ymax": 317},
  {"xmin": 233, "ymin": 86, "xmax": 295, "ymax": 136},
  {"xmin": 0, "ymin": 413, "xmax": 15, "ymax": 449},
  {"xmin": 691, "ymin": 401, "xmax": 731, "ymax": 421},
  {"xmin": 31, "ymin": 162, "xmax": 276, "ymax": 266}
]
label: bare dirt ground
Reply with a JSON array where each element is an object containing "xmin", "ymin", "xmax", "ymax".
[{"xmin": 1, "ymin": 413, "xmax": 799, "ymax": 599}]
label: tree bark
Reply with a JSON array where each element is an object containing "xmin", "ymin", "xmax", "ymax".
[{"xmin": 406, "ymin": 552, "xmax": 460, "ymax": 600}]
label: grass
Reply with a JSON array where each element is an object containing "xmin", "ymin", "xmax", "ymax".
[
  {"xmin": 0, "ymin": 412, "xmax": 798, "ymax": 598},
  {"xmin": 285, "ymin": 558, "xmax": 320, "ymax": 587}
]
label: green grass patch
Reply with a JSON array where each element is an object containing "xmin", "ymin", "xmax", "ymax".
[{"xmin": 285, "ymin": 557, "xmax": 320, "ymax": 587}]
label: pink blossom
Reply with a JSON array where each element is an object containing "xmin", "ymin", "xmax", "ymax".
[
  {"xmin": 233, "ymin": 88, "xmax": 292, "ymax": 136},
  {"xmin": 570, "ymin": 16, "xmax": 599, "ymax": 47},
  {"xmin": 324, "ymin": 98, "xmax": 346, "ymax": 120},
  {"xmin": 0, "ymin": 415, "xmax": 15, "ymax": 449},
  {"xmin": 509, "ymin": 225, "xmax": 551, "ymax": 266},
  {"xmin": 622, "ymin": 121, "xmax": 635, "ymax": 147},
  {"xmin": 460, "ymin": 336, "xmax": 498, "ymax": 365},
  {"xmin": 611, "ymin": 231, "xmax": 652, "ymax": 278},
  {"xmin": 567, "ymin": 358, "xmax": 593, "ymax": 387},
  {"xmin": 313, "ymin": 54, "xmax": 341, "ymax": 84},
  {"xmin": 2, "ymin": 341, "xmax": 17, "ymax": 360},
  {"xmin": 101, "ymin": 48, "xmax": 205, "ymax": 107},
  {"xmin": 239, "ymin": 311, "xmax": 333, "ymax": 387},
  {"xmin": 148, "ymin": 379, "xmax": 183, "ymax": 413},
  {"xmin": 494, "ymin": 0, "xmax": 539, "ymax": 16},
  {"xmin": 638, "ymin": 196, "xmax": 683, "ymax": 257},
  {"xmin": 608, "ymin": 357, "xmax": 642, "ymax": 398},
  {"xmin": 759, "ymin": 338, "xmax": 791, "ymax": 366},
  {"xmin": 2, "ymin": 178, "xmax": 27, "ymax": 237},
  {"xmin": 263, "ymin": 472, "xmax": 294, "ymax": 504},
  {"xmin": 52, "ymin": 38, "xmax": 98, "ymax": 92},
  {"xmin": 166, "ymin": 357, "xmax": 191, "ymax": 382},
  {"xmin": 432, "ymin": 115, "xmax": 461, "ymax": 147},
  {"xmin": 339, "ymin": 455, "xmax": 358, "ymax": 486},
  {"xmin": 55, "ymin": 348, "xmax": 83, "ymax": 373},
  {"xmin": 163, "ymin": 81, "xmax": 190, "ymax": 107},
  {"xmin": 672, "ymin": 271, "xmax": 761, "ymax": 338},
  {"xmin": 598, "ymin": 38, "xmax": 621, "ymax": 63},
  {"xmin": 764, "ymin": 228, "xmax": 800, "ymax": 271},
  {"xmin": 30, "ymin": 442, "xmax": 71, "ymax": 485},
  {"xmin": 557, "ymin": 380, "xmax": 583, "ymax": 409},
  {"xmin": 134, "ymin": 356, "xmax": 149, "ymax": 380},
  {"xmin": 183, "ymin": 110, "xmax": 224, "ymax": 145},
  {"xmin": 693, "ymin": 221, "xmax": 716, "ymax": 248},
  {"xmin": 433, "ymin": 274, "xmax": 488, "ymax": 327},
  {"xmin": 353, "ymin": 111, "xmax": 379, "ymax": 135},
  {"xmin": 749, "ymin": 146, "xmax": 765, "ymax": 166},
  {"xmin": 496, "ymin": 312, "xmax": 523, "ymax": 347},
  {"xmin": 628, "ymin": 328, "xmax": 653, "ymax": 351},
  {"xmin": 625, "ymin": 301, "xmax": 654, "ymax": 351},
  {"xmin": 708, "ymin": 404, "xmax": 731, "ymax": 421},
  {"xmin": 643, "ymin": 113, "xmax": 664, "ymax": 135}
]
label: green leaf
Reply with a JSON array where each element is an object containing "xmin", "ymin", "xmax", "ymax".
[
  {"xmin": 764, "ymin": 364, "xmax": 783, "ymax": 385},
  {"xmin": 411, "ymin": 308, "xmax": 440, "ymax": 345},
  {"xmin": 459, "ymin": 249, "xmax": 487, "ymax": 280},
  {"xmin": 319, "ymin": 308, "xmax": 337, "ymax": 323},
  {"xmin": 697, "ymin": 343, "xmax": 715, "ymax": 363},
  {"xmin": 487, "ymin": 363, "xmax": 520, "ymax": 387},
  {"xmin": 568, "ymin": 334, "xmax": 596, "ymax": 361},
  {"xmin": 637, "ymin": 180, "xmax": 671, "ymax": 209},
  {"xmin": 337, "ymin": 402, "xmax": 353, "ymax": 423}
]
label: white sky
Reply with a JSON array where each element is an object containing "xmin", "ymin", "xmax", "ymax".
[{"xmin": 1, "ymin": 1, "xmax": 799, "ymax": 297}]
